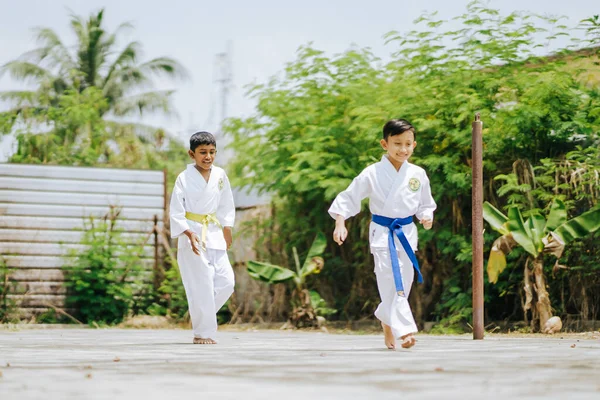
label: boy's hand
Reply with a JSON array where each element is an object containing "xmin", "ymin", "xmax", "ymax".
[
  {"xmin": 420, "ymin": 219, "xmax": 433, "ymax": 230},
  {"xmin": 223, "ymin": 227, "xmax": 233, "ymax": 249},
  {"xmin": 333, "ymin": 214, "xmax": 348, "ymax": 245},
  {"xmin": 185, "ymin": 230, "xmax": 202, "ymax": 255}
]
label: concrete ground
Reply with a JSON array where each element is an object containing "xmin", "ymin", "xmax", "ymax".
[{"xmin": 0, "ymin": 328, "xmax": 599, "ymax": 400}]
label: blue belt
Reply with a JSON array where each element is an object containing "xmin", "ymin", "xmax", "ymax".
[{"xmin": 372, "ymin": 214, "xmax": 423, "ymax": 297}]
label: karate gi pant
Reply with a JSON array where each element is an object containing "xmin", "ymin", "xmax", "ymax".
[
  {"xmin": 373, "ymin": 248, "xmax": 418, "ymax": 339},
  {"xmin": 177, "ymin": 246, "xmax": 235, "ymax": 338}
]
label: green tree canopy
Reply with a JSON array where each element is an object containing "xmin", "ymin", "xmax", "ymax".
[{"xmin": 224, "ymin": 2, "xmax": 600, "ymax": 326}]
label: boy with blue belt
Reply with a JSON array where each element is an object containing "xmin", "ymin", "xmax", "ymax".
[{"xmin": 329, "ymin": 119, "xmax": 436, "ymax": 349}]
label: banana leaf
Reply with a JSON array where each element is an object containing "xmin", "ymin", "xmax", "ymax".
[
  {"xmin": 507, "ymin": 207, "xmax": 538, "ymax": 257},
  {"xmin": 553, "ymin": 204, "xmax": 600, "ymax": 244},
  {"xmin": 247, "ymin": 261, "xmax": 296, "ymax": 284},
  {"xmin": 300, "ymin": 232, "xmax": 327, "ymax": 277},
  {"xmin": 309, "ymin": 290, "xmax": 337, "ymax": 316},
  {"xmin": 483, "ymin": 202, "xmax": 509, "ymax": 235},
  {"xmin": 487, "ymin": 248, "xmax": 507, "ymax": 284},
  {"xmin": 486, "ymin": 234, "xmax": 516, "ymax": 284},
  {"xmin": 528, "ymin": 213, "xmax": 547, "ymax": 253},
  {"xmin": 545, "ymin": 198, "xmax": 567, "ymax": 232}
]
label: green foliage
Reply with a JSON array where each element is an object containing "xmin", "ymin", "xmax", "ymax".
[
  {"xmin": 64, "ymin": 209, "xmax": 148, "ymax": 325},
  {"xmin": 430, "ymin": 278, "xmax": 472, "ymax": 334},
  {"xmin": 5, "ymin": 84, "xmax": 188, "ymax": 186},
  {"xmin": 149, "ymin": 256, "xmax": 189, "ymax": 321},
  {"xmin": 10, "ymin": 87, "xmax": 108, "ymax": 165},
  {"xmin": 309, "ymin": 290, "xmax": 337, "ymax": 316},
  {"xmin": 224, "ymin": 2, "xmax": 600, "ymax": 325},
  {"xmin": 0, "ymin": 259, "xmax": 20, "ymax": 323}
]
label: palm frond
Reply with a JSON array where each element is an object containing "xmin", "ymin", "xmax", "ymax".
[
  {"xmin": 113, "ymin": 21, "xmax": 134, "ymax": 36},
  {"xmin": 0, "ymin": 90, "xmax": 39, "ymax": 106},
  {"xmin": 0, "ymin": 61, "xmax": 54, "ymax": 83},
  {"xmin": 73, "ymin": 11, "xmax": 110, "ymax": 88},
  {"xmin": 111, "ymin": 90, "xmax": 175, "ymax": 117},
  {"xmin": 31, "ymin": 27, "xmax": 76, "ymax": 72},
  {"xmin": 105, "ymin": 119, "xmax": 171, "ymax": 144},
  {"xmin": 102, "ymin": 41, "xmax": 142, "ymax": 88},
  {"xmin": 139, "ymin": 57, "xmax": 189, "ymax": 80},
  {"xmin": 102, "ymin": 66, "xmax": 153, "ymax": 100},
  {"xmin": 69, "ymin": 11, "xmax": 86, "ymax": 42}
]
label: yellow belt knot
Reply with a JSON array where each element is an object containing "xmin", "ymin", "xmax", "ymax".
[{"xmin": 185, "ymin": 212, "xmax": 222, "ymax": 251}]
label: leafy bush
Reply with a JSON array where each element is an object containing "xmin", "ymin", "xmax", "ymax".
[{"xmin": 64, "ymin": 208, "xmax": 149, "ymax": 325}]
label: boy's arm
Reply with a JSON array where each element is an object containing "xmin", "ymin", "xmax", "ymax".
[
  {"xmin": 328, "ymin": 171, "xmax": 370, "ymax": 221},
  {"xmin": 415, "ymin": 173, "xmax": 437, "ymax": 230},
  {"xmin": 170, "ymin": 175, "xmax": 203, "ymax": 255},
  {"xmin": 216, "ymin": 173, "xmax": 235, "ymax": 249},
  {"xmin": 329, "ymin": 171, "xmax": 370, "ymax": 245},
  {"xmin": 170, "ymin": 176, "xmax": 191, "ymax": 238}
]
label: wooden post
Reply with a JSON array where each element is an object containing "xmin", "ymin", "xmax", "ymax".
[
  {"xmin": 153, "ymin": 168, "xmax": 169, "ymax": 288},
  {"xmin": 472, "ymin": 113, "xmax": 484, "ymax": 340},
  {"xmin": 153, "ymin": 214, "xmax": 161, "ymax": 291},
  {"xmin": 163, "ymin": 168, "xmax": 168, "ymax": 228}
]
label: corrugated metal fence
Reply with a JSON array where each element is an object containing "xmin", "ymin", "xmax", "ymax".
[{"xmin": 0, "ymin": 163, "xmax": 165, "ymax": 318}]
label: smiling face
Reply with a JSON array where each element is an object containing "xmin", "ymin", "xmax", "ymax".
[
  {"xmin": 188, "ymin": 144, "xmax": 217, "ymax": 171},
  {"xmin": 380, "ymin": 129, "xmax": 417, "ymax": 170}
]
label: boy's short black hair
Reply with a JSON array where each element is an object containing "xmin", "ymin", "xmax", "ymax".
[
  {"xmin": 190, "ymin": 131, "xmax": 216, "ymax": 151},
  {"xmin": 383, "ymin": 119, "xmax": 416, "ymax": 141}
]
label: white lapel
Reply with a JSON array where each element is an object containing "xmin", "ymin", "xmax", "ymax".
[
  {"xmin": 186, "ymin": 163, "xmax": 209, "ymax": 190},
  {"xmin": 382, "ymin": 157, "xmax": 409, "ymax": 209},
  {"xmin": 207, "ymin": 165, "xmax": 218, "ymax": 188},
  {"xmin": 374, "ymin": 155, "xmax": 395, "ymax": 200}
]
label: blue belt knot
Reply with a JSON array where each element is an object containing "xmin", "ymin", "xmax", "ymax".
[{"xmin": 371, "ymin": 214, "xmax": 423, "ymax": 297}]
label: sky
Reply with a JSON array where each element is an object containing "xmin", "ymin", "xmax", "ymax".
[{"xmin": 0, "ymin": 0, "xmax": 597, "ymax": 161}]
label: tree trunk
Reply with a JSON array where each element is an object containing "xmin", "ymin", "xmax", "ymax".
[
  {"xmin": 522, "ymin": 258, "xmax": 533, "ymax": 327},
  {"xmin": 532, "ymin": 256, "xmax": 552, "ymax": 331},
  {"xmin": 290, "ymin": 288, "xmax": 318, "ymax": 328}
]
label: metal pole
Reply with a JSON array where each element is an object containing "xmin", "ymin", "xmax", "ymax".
[{"xmin": 472, "ymin": 113, "xmax": 484, "ymax": 340}]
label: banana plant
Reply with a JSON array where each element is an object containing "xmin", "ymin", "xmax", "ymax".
[
  {"xmin": 483, "ymin": 199, "xmax": 600, "ymax": 331},
  {"xmin": 247, "ymin": 232, "xmax": 335, "ymax": 327}
]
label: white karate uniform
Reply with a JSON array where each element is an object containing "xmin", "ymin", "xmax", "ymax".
[
  {"xmin": 170, "ymin": 163, "xmax": 235, "ymax": 339},
  {"xmin": 329, "ymin": 155, "xmax": 436, "ymax": 339}
]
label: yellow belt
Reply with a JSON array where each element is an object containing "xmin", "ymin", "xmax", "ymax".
[{"xmin": 185, "ymin": 212, "xmax": 222, "ymax": 251}]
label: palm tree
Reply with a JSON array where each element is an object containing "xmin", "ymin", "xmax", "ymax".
[
  {"xmin": 0, "ymin": 9, "xmax": 187, "ymax": 153},
  {"xmin": 483, "ymin": 199, "xmax": 600, "ymax": 331}
]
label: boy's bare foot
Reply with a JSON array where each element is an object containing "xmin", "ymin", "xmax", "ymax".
[
  {"xmin": 193, "ymin": 337, "xmax": 217, "ymax": 344},
  {"xmin": 400, "ymin": 333, "xmax": 416, "ymax": 349},
  {"xmin": 381, "ymin": 322, "xmax": 395, "ymax": 350}
]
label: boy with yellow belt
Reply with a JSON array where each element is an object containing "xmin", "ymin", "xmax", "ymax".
[{"xmin": 170, "ymin": 131, "xmax": 235, "ymax": 344}]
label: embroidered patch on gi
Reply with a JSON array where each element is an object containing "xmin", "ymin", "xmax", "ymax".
[
  {"xmin": 218, "ymin": 178, "xmax": 224, "ymax": 191},
  {"xmin": 408, "ymin": 177, "xmax": 421, "ymax": 192}
]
